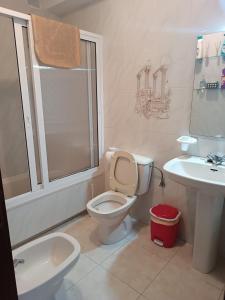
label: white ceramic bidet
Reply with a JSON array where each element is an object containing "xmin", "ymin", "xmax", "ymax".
[{"xmin": 13, "ymin": 232, "xmax": 80, "ymax": 300}]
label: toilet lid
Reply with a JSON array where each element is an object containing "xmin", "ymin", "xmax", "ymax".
[{"xmin": 109, "ymin": 151, "xmax": 138, "ymax": 196}]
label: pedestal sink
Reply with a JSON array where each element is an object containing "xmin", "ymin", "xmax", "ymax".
[{"xmin": 164, "ymin": 155, "xmax": 225, "ymax": 273}]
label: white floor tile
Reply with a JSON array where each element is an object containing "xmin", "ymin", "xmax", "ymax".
[
  {"xmin": 65, "ymin": 254, "xmax": 98, "ymax": 285},
  {"xmin": 68, "ymin": 266, "xmax": 139, "ymax": 300},
  {"xmin": 84, "ymin": 237, "xmax": 131, "ymax": 264},
  {"xmin": 125, "ymin": 222, "xmax": 183, "ymax": 261},
  {"xmin": 55, "ymin": 281, "xmax": 77, "ymax": 300},
  {"xmin": 136, "ymin": 296, "xmax": 148, "ymax": 300},
  {"xmin": 143, "ymin": 245, "xmax": 222, "ymax": 300},
  {"xmin": 102, "ymin": 239, "xmax": 167, "ymax": 293},
  {"xmin": 51, "ymin": 215, "xmax": 225, "ymax": 300},
  {"xmin": 65, "ymin": 216, "xmax": 131, "ymax": 263},
  {"xmin": 173, "ymin": 243, "xmax": 225, "ymax": 290}
]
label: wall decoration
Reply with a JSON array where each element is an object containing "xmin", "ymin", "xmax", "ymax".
[{"xmin": 135, "ymin": 63, "xmax": 171, "ymax": 119}]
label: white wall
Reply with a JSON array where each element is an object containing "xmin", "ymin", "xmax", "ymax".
[
  {"xmin": 63, "ymin": 0, "xmax": 225, "ymax": 252},
  {"xmin": 0, "ymin": 0, "xmax": 58, "ymax": 18}
]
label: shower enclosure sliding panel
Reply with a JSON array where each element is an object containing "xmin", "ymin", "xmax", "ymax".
[
  {"xmin": 0, "ymin": 9, "xmax": 103, "ymax": 204},
  {"xmin": 14, "ymin": 21, "xmax": 39, "ymax": 191},
  {"xmin": 40, "ymin": 40, "xmax": 99, "ymax": 182},
  {"xmin": 22, "ymin": 26, "xmax": 42, "ymax": 185},
  {"xmin": 0, "ymin": 15, "xmax": 31, "ymax": 199}
]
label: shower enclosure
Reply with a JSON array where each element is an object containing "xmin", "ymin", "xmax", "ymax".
[{"xmin": 0, "ymin": 8, "xmax": 103, "ymax": 206}]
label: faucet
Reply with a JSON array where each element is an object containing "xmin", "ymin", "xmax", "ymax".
[
  {"xmin": 13, "ymin": 258, "xmax": 25, "ymax": 268},
  {"xmin": 206, "ymin": 153, "xmax": 225, "ymax": 166}
]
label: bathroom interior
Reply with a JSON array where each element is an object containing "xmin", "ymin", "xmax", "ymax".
[{"xmin": 2, "ymin": 0, "xmax": 225, "ymax": 299}]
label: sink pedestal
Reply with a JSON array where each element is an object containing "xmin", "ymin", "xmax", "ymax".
[
  {"xmin": 164, "ymin": 156, "xmax": 225, "ymax": 273},
  {"xmin": 193, "ymin": 191, "xmax": 224, "ymax": 273}
]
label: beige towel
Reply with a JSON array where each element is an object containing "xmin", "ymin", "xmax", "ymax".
[{"xmin": 31, "ymin": 15, "xmax": 80, "ymax": 69}]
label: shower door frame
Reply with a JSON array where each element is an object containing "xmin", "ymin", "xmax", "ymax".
[{"xmin": 0, "ymin": 7, "xmax": 104, "ymax": 210}]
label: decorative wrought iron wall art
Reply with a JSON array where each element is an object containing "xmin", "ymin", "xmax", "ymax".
[{"xmin": 135, "ymin": 63, "xmax": 171, "ymax": 119}]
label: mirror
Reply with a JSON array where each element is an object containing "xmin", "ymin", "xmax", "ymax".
[{"xmin": 190, "ymin": 31, "xmax": 225, "ymax": 138}]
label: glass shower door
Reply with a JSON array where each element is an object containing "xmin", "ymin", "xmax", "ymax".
[
  {"xmin": 0, "ymin": 16, "xmax": 31, "ymax": 199},
  {"xmin": 40, "ymin": 40, "xmax": 99, "ymax": 181}
]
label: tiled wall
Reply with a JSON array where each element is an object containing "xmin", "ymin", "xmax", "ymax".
[{"xmin": 63, "ymin": 0, "xmax": 225, "ymax": 250}]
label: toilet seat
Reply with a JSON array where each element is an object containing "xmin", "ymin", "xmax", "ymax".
[
  {"xmin": 94, "ymin": 199, "xmax": 123, "ymax": 212},
  {"xmin": 87, "ymin": 191, "xmax": 137, "ymax": 244},
  {"xmin": 87, "ymin": 191, "xmax": 137, "ymax": 217},
  {"xmin": 110, "ymin": 151, "xmax": 138, "ymax": 196},
  {"xmin": 87, "ymin": 151, "xmax": 138, "ymax": 218}
]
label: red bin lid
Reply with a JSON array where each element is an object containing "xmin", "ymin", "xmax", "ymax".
[{"xmin": 150, "ymin": 204, "xmax": 179, "ymax": 220}]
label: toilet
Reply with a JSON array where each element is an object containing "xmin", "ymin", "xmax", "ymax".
[
  {"xmin": 87, "ymin": 150, "xmax": 153, "ymax": 244},
  {"xmin": 13, "ymin": 232, "xmax": 80, "ymax": 300}
]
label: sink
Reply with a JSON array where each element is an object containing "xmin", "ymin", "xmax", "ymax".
[
  {"xmin": 164, "ymin": 156, "xmax": 225, "ymax": 193},
  {"xmin": 164, "ymin": 155, "xmax": 225, "ymax": 273}
]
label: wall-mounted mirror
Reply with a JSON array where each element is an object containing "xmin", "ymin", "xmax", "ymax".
[{"xmin": 190, "ymin": 31, "xmax": 225, "ymax": 138}]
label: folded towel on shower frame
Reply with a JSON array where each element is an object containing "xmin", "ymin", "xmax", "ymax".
[{"xmin": 31, "ymin": 15, "xmax": 80, "ymax": 69}]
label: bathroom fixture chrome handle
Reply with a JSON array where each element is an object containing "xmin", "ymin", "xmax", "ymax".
[
  {"xmin": 13, "ymin": 258, "xmax": 24, "ymax": 268},
  {"xmin": 206, "ymin": 153, "xmax": 225, "ymax": 165}
]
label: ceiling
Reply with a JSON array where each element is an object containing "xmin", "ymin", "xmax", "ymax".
[{"xmin": 40, "ymin": 0, "xmax": 101, "ymax": 17}]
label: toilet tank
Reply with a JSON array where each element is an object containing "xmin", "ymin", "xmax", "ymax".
[
  {"xmin": 105, "ymin": 149, "xmax": 153, "ymax": 195},
  {"xmin": 133, "ymin": 154, "xmax": 153, "ymax": 195}
]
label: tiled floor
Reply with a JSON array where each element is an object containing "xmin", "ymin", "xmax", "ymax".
[{"xmin": 54, "ymin": 215, "xmax": 225, "ymax": 300}]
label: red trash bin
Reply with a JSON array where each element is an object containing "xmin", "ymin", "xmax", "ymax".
[{"xmin": 150, "ymin": 204, "xmax": 181, "ymax": 248}]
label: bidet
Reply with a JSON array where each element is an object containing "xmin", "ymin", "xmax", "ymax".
[
  {"xmin": 13, "ymin": 258, "xmax": 25, "ymax": 268},
  {"xmin": 13, "ymin": 232, "xmax": 80, "ymax": 300}
]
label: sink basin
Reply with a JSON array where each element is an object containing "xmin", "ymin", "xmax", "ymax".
[
  {"xmin": 164, "ymin": 156, "xmax": 225, "ymax": 193},
  {"xmin": 164, "ymin": 156, "xmax": 225, "ymax": 274}
]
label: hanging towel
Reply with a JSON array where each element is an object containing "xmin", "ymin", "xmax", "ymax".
[{"xmin": 31, "ymin": 15, "xmax": 80, "ymax": 68}]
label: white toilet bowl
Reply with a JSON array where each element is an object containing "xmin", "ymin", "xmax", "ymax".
[
  {"xmin": 87, "ymin": 191, "xmax": 137, "ymax": 244},
  {"xmin": 87, "ymin": 150, "xmax": 153, "ymax": 244},
  {"xmin": 13, "ymin": 232, "xmax": 80, "ymax": 300}
]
